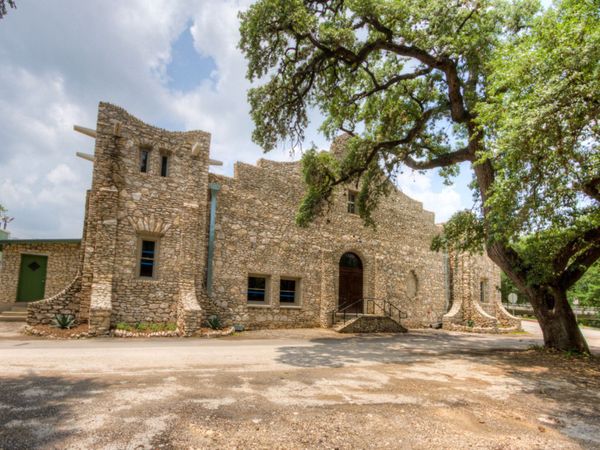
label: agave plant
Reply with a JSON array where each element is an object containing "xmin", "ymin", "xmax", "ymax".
[
  {"xmin": 207, "ymin": 315, "xmax": 222, "ymax": 330},
  {"xmin": 52, "ymin": 314, "xmax": 75, "ymax": 329}
]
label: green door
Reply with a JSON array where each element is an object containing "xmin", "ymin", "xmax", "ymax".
[{"xmin": 17, "ymin": 254, "xmax": 48, "ymax": 301}]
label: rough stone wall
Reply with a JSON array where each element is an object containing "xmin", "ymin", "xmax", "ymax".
[
  {"xmin": 80, "ymin": 102, "xmax": 210, "ymax": 332},
  {"xmin": 204, "ymin": 157, "xmax": 447, "ymax": 330},
  {"xmin": 0, "ymin": 242, "xmax": 81, "ymax": 304}
]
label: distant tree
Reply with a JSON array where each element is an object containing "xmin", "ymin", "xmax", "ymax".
[
  {"xmin": 0, "ymin": 0, "xmax": 16, "ymax": 19},
  {"xmin": 239, "ymin": 0, "xmax": 599, "ymax": 353},
  {"xmin": 0, "ymin": 203, "xmax": 13, "ymax": 230},
  {"xmin": 568, "ymin": 262, "xmax": 600, "ymax": 308}
]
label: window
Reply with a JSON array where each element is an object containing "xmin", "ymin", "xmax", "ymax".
[
  {"xmin": 160, "ymin": 155, "xmax": 169, "ymax": 177},
  {"xmin": 280, "ymin": 278, "xmax": 299, "ymax": 305},
  {"xmin": 139, "ymin": 239, "xmax": 158, "ymax": 278},
  {"xmin": 347, "ymin": 190, "xmax": 357, "ymax": 214},
  {"xmin": 247, "ymin": 276, "xmax": 268, "ymax": 303},
  {"xmin": 140, "ymin": 148, "xmax": 150, "ymax": 173},
  {"xmin": 480, "ymin": 279, "xmax": 488, "ymax": 303}
]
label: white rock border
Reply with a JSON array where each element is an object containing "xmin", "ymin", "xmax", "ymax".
[
  {"xmin": 111, "ymin": 329, "xmax": 180, "ymax": 338},
  {"xmin": 23, "ymin": 324, "xmax": 93, "ymax": 339}
]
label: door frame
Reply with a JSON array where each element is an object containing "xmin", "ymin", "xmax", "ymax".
[
  {"xmin": 337, "ymin": 252, "xmax": 364, "ymax": 313},
  {"xmin": 16, "ymin": 253, "xmax": 48, "ymax": 302}
]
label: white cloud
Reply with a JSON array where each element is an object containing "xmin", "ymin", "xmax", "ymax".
[
  {"xmin": 46, "ymin": 164, "xmax": 79, "ymax": 185},
  {"xmin": 0, "ymin": 0, "xmax": 467, "ymax": 238}
]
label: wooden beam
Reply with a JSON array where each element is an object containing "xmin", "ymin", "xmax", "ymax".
[
  {"xmin": 209, "ymin": 159, "xmax": 223, "ymax": 166},
  {"xmin": 73, "ymin": 125, "xmax": 97, "ymax": 139},
  {"xmin": 76, "ymin": 152, "xmax": 94, "ymax": 162}
]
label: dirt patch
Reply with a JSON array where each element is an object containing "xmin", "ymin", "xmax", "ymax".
[{"xmin": 2, "ymin": 327, "xmax": 599, "ymax": 448}]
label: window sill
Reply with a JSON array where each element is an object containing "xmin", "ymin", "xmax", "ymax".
[
  {"xmin": 279, "ymin": 304, "xmax": 302, "ymax": 309},
  {"xmin": 247, "ymin": 303, "xmax": 271, "ymax": 308}
]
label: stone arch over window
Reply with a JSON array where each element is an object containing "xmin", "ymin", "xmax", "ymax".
[
  {"xmin": 406, "ymin": 270, "xmax": 419, "ymax": 298},
  {"xmin": 127, "ymin": 215, "xmax": 172, "ymax": 236}
]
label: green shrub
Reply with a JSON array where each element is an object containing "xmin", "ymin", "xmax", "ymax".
[
  {"xmin": 466, "ymin": 319, "xmax": 475, "ymax": 328},
  {"xmin": 115, "ymin": 322, "xmax": 133, "ymax": 331},
  {"xmin": 52, "ymin": 314, "xmax": 75, "ymax": 329},
  {"xmin": 207, "ymin": 315, "xmax": 222, "ymax": 330},
  {"xmin": 114, "ymin": 322, "xmax": 178, "ymax": 333}
]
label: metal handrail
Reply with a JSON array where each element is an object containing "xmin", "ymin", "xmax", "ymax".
[
  {"xmin": 332, "ymin": 298, "xmax": 365, "ymax": 325},
  {"xmin": 365, "ymin": 297, "xmax": 408, "ymax": 324},
  {"xmin": 330, "ymin": 297, "xmax": 407, "ymax": 326}
]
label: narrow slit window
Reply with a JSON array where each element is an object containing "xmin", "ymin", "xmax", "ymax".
[
  {"xmin": 160, "ymin": 155, "xmax": 169, "ymax": 177},
  {"xmin": 140, "ymin": 149, "xmax": 150, "ymax": 173},
  {"xmin": 139, "ymin": 239, "xmax": 157, "ymax": 278},
  {"xmin": 280, "ymin": 279, "xmax": 297, "ymax": 304},
  {"xmin": 347, "ymin": 190, "xmax": 357, "ymax": 214},
  {"xmin": 247, "ymin": 276, "xmax": 267, "ymax": 303},
  {"xmin": 480, "ymin": 279, "xmax": 488, "ymax": 303}
]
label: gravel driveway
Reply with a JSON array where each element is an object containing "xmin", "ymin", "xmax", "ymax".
[{"xmin": 1, "ymin": 322, "xmax": 599, "ymax": 449}]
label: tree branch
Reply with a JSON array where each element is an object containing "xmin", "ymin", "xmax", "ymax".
[
  {"xmin": 559, "ymin": 242, "xmax": 600, "ymax": 289},
  {"xmin": 350, "ymin": 67, "xmax": 432, "ymax": 103},
  {"xmin": 554, "ymin": 227, "xmax": 600, "ymax": 274},
  {"xmin": 579, "ymin": 176, "xmax": 600, "ymax": 202},
  {"xmin": 402, "ymin": 146, "xmax": 473, "ymax": 170}
]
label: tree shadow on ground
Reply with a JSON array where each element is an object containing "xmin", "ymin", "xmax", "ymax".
[
  {"xmin": 0, "ymin": 373, "xmax": 109, "ymax": 449},
  {"xmin": 274, "ymin": 330, "xmax": 541, "ymax": 368},
  {"xmin": 274, "ymin": 330, "xmax": 600, "ymax": 447}
]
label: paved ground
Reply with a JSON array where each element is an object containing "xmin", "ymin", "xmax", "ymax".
[{"xmin": 0, "ymin": 321, "xmax": 599, "ymax": 449}]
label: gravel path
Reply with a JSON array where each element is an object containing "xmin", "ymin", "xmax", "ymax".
[{"xmin": 1, "ymin": 323, "xmax": 599, "ymax": 449}]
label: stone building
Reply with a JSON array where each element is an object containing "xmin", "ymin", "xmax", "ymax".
[{"xmin": 0, "ymin": 103, "xmax": 519, "ymax": 335}]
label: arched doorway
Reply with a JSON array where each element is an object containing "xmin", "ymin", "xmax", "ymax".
[{"xmin": 338, "ymin": 252, "xmax": 363, "ymax": 313}]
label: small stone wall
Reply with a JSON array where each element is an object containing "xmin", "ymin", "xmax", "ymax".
[
  {"xmin": 336, "ymin": 316, "xmax": 407, "ymax": 333},
  {"xmin": 27, "ymin": 275, "xmax": 82, "ymax": 325}
]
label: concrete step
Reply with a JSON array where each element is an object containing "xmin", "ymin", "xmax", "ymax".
[
  {"xmin": 333, "ymin": 313, "xmax": 382, "ymax": 324},
  {"xmin": 0, "ymin": 315, "xmax": 27, "ymax": 322},
  {"xmin": 2, "ymin": 311, "xmax": 27, "ymax": 317},
  {"xmin": 0, "ymin": 303, "xmax": 29, "ymax": 312}
]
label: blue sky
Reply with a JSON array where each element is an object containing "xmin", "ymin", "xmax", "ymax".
[{"xmin": 0, "ymin": 0, "xmax": 471, "ymax": 239}]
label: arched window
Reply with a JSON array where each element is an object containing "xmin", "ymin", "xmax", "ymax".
[
  {"xmin": 340, "ymin": 252, "xmax": 362, "ymax": 269},
  {"xmin": 407, "ymin": 270, "xmax": 418, "ymax": 298}
]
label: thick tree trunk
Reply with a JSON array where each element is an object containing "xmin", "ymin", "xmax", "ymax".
[
  {"xmin": 528, "ymin": 287, "xmax": 590, "ymax": 354},
  {"xmin": 486, "ymin": 242, "xmax": 591, "ymax": 354}
]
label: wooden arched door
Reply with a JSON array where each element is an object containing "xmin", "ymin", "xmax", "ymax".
[{"xmin": 338, "ymin": 252, "xmax": 363, "ymax": 313}]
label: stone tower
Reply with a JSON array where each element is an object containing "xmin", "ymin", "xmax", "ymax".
[{"xmin": 79, "ymin": 103, "xmax": 211, "ymax": 335}]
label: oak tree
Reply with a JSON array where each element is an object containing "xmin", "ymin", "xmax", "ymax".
[{"xmin": 239, "ymin": 0, "xmax": 599, "ymax": 352}]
